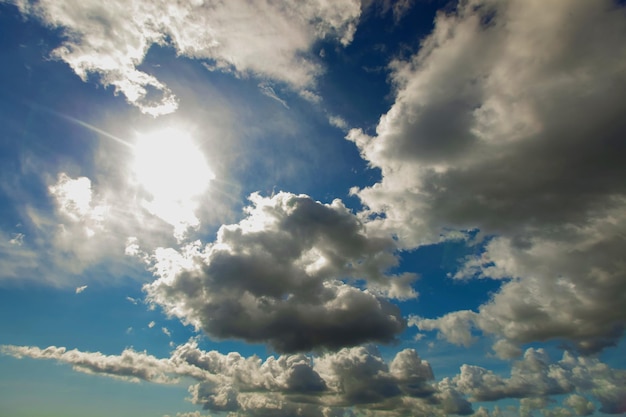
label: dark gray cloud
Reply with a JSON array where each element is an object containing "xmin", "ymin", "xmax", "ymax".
[
  {"xmin": 315, "ymin": 346, "xmax": 401, "ymax": 405},
  {"xmin": 348, "ymin": 0, "xmax": 626, "ymax": 353},
  {"xmin": 145, "ymin": 192, "xmax": 415, "ymax": 353},
  {"xmin": 434, "ymin": 377, "xmax": 474, "ymax": 416}
]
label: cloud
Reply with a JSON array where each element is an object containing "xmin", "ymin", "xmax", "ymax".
[
  {"xmin": 17, "ymin": 172, "xmax": 151, "ymax": 285},
  {"xmin": 12, "ymin": 0, "xmax": 361, "ymax": 115},
  {"xmin": 409, "ymin": 311, "xmax": 477, "ymax": 348},
  {"xmin": 145, "ymin": 191, "xmax": 414, "ymax": 353},
  {"xmin": 451, "ymin": 347, "xmax": 626, "ymax": 414},
  {"xmin": 9, "ymin": 232, "xmax": 25, "ymax": 246},
  {"xmin": 470, "ymin": 406, "xmax": 493, "ymax": 417},
  {"xmin": 126, "ymin": 296, "xmax": 139, "ymax": 305},
  {"xmin": 314, "ymin": 345, "xmax": 435, "ymax": 408},
  {"xmin": 48, "ymin": 174, "xmax": 100, "ymax": 225},
  {"xmin": 412, "ymin": 221, "xmax": 626, "ymax": 355},
  {"xmin": 435, "ymin": 377, "xmax": 473, "ymax": 415},
  {"xmin": 0, "ymin": 344, "xmax": 183, "ymax": 384},
  {"xmin": 363, "ymin": 0, "xmax": 415, "ymax": 23},
  {"xmin": 1, "ymin": 341, "xmax": 444, "ymax": 416},
  {"xmin": 170, "ymin": 412, "xmax": 212, "ymax": 417},
  {"xmin": 5, "ymin": 341, "xmax": 625, "ymax": 416},
  {"xmin": 75, "ymin": 285, "xmax": 88, "ymax": 294},
  {"xmin": 0, "ymin": 172, "xmax": 132, "ymax": 286},
  {"xmin": 46, "ymin": 173, "xmax": 119, "ymax": 265},
  {"xmin": 144, "ymin": 192, "xmax": 416, "ymax": 352},
  {"xmin": 1, "ymin": 163, "xmax": 205, "ymax": 286},
  {"xmin": 348, "ymin": 0, "xmax": 626, "ymax": 354},
  {"xmin": 328, "ymin": 115, "xmax": 349, "ymax": 131},
  {"xmin": 519, "ymin": 397, "xmax": 550, "ymax": 417},
  {"xmin": 0, "ymin": 231, "xmax": 39, "ymax": 282},
  {"xmin": 258, "ymin": 83, "xmax": 289, "ymax": 109},
  {"xmin": 171, "ymin": 340, "xmax": 329, "ymax": 398},
  {"xmin": 563, "ymin": 395, "xmax": 594, "ymax": 417}
]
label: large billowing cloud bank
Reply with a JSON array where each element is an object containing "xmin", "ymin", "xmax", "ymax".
[{"xmin": 349, "ymin": 0, "xmax": 626, "ymax": 357}]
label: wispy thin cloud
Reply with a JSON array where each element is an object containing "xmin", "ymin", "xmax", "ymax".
[{"xmin": 258, "ymin": 83, "xmax": 289, "ymax": 109}]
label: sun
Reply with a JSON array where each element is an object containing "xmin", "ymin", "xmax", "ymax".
[
  {"xmin": 133, "ymin": 127, "xmax": 213, "ymax": 200},
  {"xmin": 132, "ymin": 127, "xmax": 214, "ymax": 234}
]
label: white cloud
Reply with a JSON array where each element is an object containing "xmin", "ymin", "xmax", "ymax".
[
  {"xmin": 173, "ymin": 412, "xmax": 212, "ymax": 417},
  {"xmin": 520, "ymin": 397, "xmax": 550, "ymax": 417},
  {"xmin": 48, "ymin": 174, "xmax": 97, "ymax": 223},
  {"xmin": 0, "ymin": 344, "xmax": 184, "ymax": 384},
  {"xmin": 542, "ymin": 407, "xmax": 575, "ymax": 417},
  {"xmin": 564, "ymin": 395, "xmax": 594, "ymax": 417},
  {"xmin": 471, "ymin": 407, "xmax": 493, "ymax": 417},
  {"xmin": 451, "ymin": 347, "xmax": 626, "ymax": 414},
  {"xmin": 328, "ymin": 115, "xmax": 349, "ymax": 131},
  {"xmin": 9, "ymin": 232, "xmax": 25, "ymax": 246},
  {"xmin": 4, "ymin": 341, "xmax": 625, "ymax": 416},
  {"xmin": 0, "ymin": 341, "xmax": 444, "ymax": 416},
  {"xmin": 1, "ymin": 170, "xmax": 134, "ymax": 286},
  {"xmin": 258, "ymin": 82, "xmax": 289, "ymax": 109},
  {"xmin": 490, "ymin": 340, "xmax": 522, "ymax": 361},
  {"xmin": 410, "ymin": 311, "xmax": 478, "ymax": 348},
  {"xmin": 13, "ymin": 0, "xmax": 361, "ymax": 115},
  {"xmin": 0, "ymin": 231, "xmax": 39, "ymax": 282},
  {"xmin": 3, "ymin": 163, "xmax": 203, "ymax": 286},
  {"xmin": 46, "ymin": 173, "xmax": 117, "ymax": 271},
  {"xmin": 348, "ymin": 0, "xmax": 626, "ymax": 354}
]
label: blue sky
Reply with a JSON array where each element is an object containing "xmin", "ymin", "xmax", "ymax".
[{"xmin": 1, "ymin": 1, "xmax": 626, "ymax": 416}]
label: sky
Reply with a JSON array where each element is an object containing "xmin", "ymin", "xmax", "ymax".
[{"xmin": 0, "ymin": 0, "xmax": 625, "ymax": 416}]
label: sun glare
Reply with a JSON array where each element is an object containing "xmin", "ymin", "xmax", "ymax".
[{"xmin": 132, "ymin": 127, "xmax": 214, "ymax": 234}]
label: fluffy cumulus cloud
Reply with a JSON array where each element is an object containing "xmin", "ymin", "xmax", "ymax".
[
  {"xmin": 144, "ymin": 192, "xmax": 416, "ymax": 353},
  {"xmin": 410, "ymin": 311, "xmax": 477, "ymax": 348},
  {"xmin": 451, "ymin": 348, "xmax": 626, "ymax": 415},
  {"xmin": 563, "ymin": 395, "xmax": 594, "ymax": 417},
  {"xmin": 181, "ymin": 343, "xmax": 441, "ymax": 416},
  {"xmin": 349, "ymin": 0, "xmax": 626, "ymax": 354},
  {"xmin": 11, "ymin": 0, "xmax": 361, "ymax": 115},
  {"xmin": 1, "ymin": 342, "xmax": 439, "ymax": 416},
  {"xmin": 5, "ymin": 342, "xmax": 625, "ymax": 416}
]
